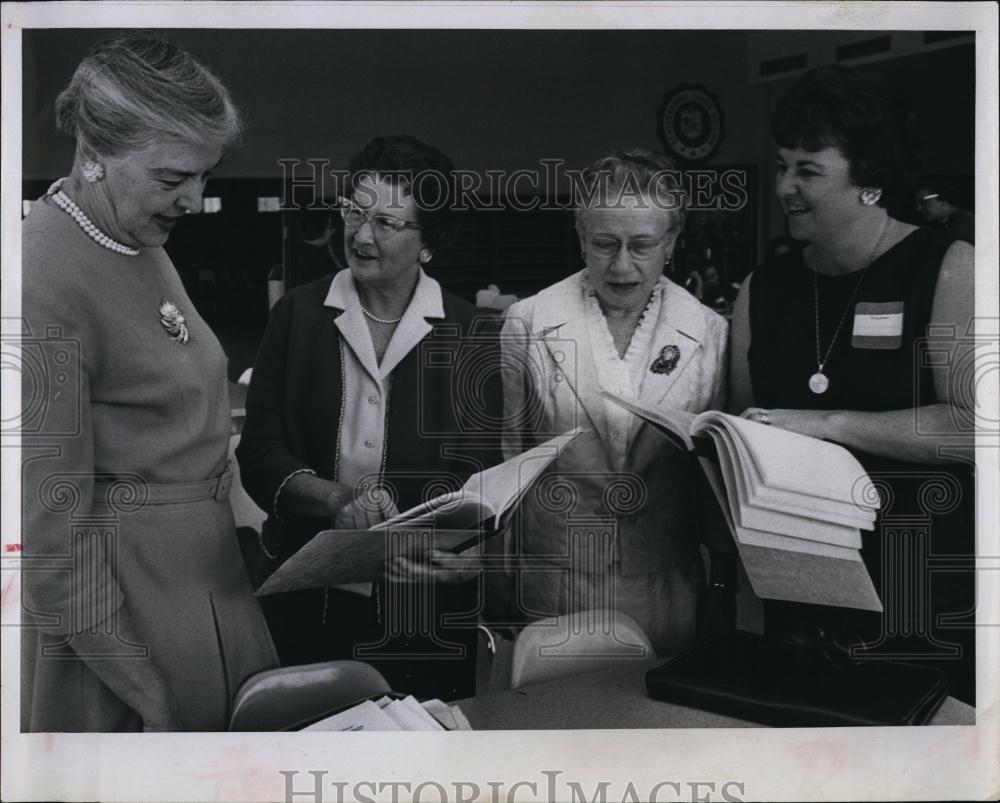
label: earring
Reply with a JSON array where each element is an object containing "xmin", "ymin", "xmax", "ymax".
[
  {"xmin": 860, "ymin": 187, "xmax": 882, "ymax": 206},
  {"xmin": 418, "ymin": 249, "xmax": 432, "ymax": 264},
  {"xmin": 81, "ymin": 160, "xmax": 105, "ymax": 183}
]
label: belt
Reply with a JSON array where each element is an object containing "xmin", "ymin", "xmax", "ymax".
[{"xmin": 93, "ymin": 469, "xmax": 233, "ymax": 506}]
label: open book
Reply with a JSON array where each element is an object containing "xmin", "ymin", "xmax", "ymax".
[
  {"xmin": 603, "ymin": 392, "xmax": 882, "ymax": 612},
  {"xmin": 370, "ymin": 427, "xmax": 584, "ymax": 531},
  {"xmin": 255, "ymin": 428, "xmax": 583, "ymax": 594}
]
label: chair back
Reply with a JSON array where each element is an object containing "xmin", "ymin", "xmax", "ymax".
[
  {"xmin": 510, "ymin": 609, "xmax": 655, "ymax": 689},
  {"xmin": 229, "ymin": 661, "xmax": 391, "ymax": 731}
]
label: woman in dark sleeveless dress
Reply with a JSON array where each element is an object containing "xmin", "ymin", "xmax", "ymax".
[{"xmin": 729, "ymin": 65, "xmax": 976, "ymax": 703}]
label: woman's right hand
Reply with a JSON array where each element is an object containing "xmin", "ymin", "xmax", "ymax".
[{"xmin": 331, "ymin": 487, "xmax": 399, "ymax": 530}]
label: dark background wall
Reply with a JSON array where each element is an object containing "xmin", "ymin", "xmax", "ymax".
[
  {"xmin": 21, "ymin": 29, "xmax": 975, "ymax": 377},
  {"xmin": 23, "ymin": 29, "xmax": 765, "ymax": 179},
  {"xmin": 23, "ymin": 29, "xmax": 974, "ymax": 244}
]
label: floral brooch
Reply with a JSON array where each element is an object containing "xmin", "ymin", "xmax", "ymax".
[
  {"xmin": 159, "ymin": 299, "xmax": 190, "ymax": 344},
  {"xmin": 650, "ymin": 344, "xmax": 680, "ymax": 375}
]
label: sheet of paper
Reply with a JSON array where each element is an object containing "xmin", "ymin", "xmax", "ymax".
[
  {"xmin": 448, "ymin": 705, "xmax": 472, "ymax": 731},
  {"xmin": 421, "ymin": 699, "xmax": 458, "ymax": 730},
  {"xmin": 302, "ymin": 700, "xmax": 399, "ymax": 732},
  {"xmin": 255, "ymin": 529, "xmax": 484, "ymax": 595},
  {"xmin": 380, "ymin": 698, "xmax": 444, "ymax": 731},
  {"xmin": 399, "ymin": 695, "xmax": 446, "ymax": 730}
]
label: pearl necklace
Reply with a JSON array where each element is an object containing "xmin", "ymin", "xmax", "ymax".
[
  {"xmin": 46, "ymin": 179, "xmax": 140, "ymax": 256},
  {"xmin": 361, "ymin": 306, "xmax": 403, "ymax": 325}
]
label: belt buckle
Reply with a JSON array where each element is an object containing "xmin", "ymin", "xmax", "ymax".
[{"xmin": 214, "ymin": 472, "xmax": 233, "ymax": 501}]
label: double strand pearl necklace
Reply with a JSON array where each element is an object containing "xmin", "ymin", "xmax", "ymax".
[{"xmin": 46, "ymin": 179, "xmax": 140, "ymax": 256}]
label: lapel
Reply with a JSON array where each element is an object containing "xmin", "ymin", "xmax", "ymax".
[
  {"xmin": 378, "ymin": 270, "xmax": 443, "ymax": 379},
  {"xmin": 636, "ymin": 279, "xmax": 707, "ymax": 408},
  {"xmin": 323, "ymin": 268, "xmax": 444, "ymax": 384},
  {"xmin": 532, "ymin": 273, "xmax": 610, "ymax": 446},
  {"xmin": 324, "ymin": 270, "xmax": 381, "ymax": 386}
]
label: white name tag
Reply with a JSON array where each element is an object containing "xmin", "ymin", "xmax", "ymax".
[
  {"xmin": 852, "ymin": 302, "xmax": 904, "ymax": 349},
  {"xmin": 853, "ymin": 312, "xmax": 904, "ymax": 337}
]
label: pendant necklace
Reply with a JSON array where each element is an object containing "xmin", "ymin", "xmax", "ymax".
[{"xmin": 809, "ymin": 219, "xmax": 889, "ymax": 394}]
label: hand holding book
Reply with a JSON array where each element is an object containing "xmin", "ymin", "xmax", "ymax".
[
  {"xmin": 385, "ymin": 547, "xmax": 480, "ymax": 584},
  {"xmin": 255, "ymin": 428, "xmax": 584, "ymax": 595}
]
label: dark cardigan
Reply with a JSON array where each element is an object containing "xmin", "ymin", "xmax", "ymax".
[
  {"xmin": 237, "ymin": 274, "xmax": 503, "ymax": 556},
  {"xmin": 235, "ymin": 274, "xmax": 502, "ymax": 699}
]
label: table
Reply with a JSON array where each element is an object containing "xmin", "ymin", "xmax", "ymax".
[{"xmin": 458, "ymin": 659, "xmax": 975, "ymax": 729}]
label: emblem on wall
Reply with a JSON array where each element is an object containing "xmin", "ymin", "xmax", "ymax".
[{"xmin": 659, "ymin": 84, "xmax": 724, "ymax": 163}]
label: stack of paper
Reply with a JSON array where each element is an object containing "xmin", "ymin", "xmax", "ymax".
[{"xmin": 302, "ymin": 695, "xmax": 472, "ymax": 732}]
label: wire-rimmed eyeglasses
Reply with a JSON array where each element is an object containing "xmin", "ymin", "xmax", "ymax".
[{"xmin": 582, "ymin": 228, "xmax": 674, "ymax": 264}]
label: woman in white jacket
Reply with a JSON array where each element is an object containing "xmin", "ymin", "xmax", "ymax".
[{"xmin": 498, "ymin": 148, "xmax": 729, "ymax": 654}]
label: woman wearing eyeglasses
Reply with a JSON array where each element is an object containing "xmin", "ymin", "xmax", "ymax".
[
  {"xmin": 237, "ymin": 135, "xmax": 501, "ymax": 700},
  {"xmin": 498, "ymin": 148, "xmax": 729, "ymax": 655}
]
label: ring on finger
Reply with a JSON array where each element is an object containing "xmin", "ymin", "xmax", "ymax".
[{"xmin": 760, "ymin": 409, "xmax": 771, "ymax": 426}]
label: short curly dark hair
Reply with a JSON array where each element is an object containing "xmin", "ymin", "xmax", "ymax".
[
  {"xmin": 771, "ymin": 65, "xmax": 921, "ymax": 203},
  {"xmin": 346, "ymin": 135, "xmax": 456, "ymax": 251}
]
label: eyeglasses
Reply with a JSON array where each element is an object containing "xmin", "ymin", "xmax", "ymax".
[
  {"xmin": 338, "ymin": 196, "xmax": 423, "ymax": 240},
  {"xmin": 583, "ymin": 229, "xmax": 673, "ymax": 263}
]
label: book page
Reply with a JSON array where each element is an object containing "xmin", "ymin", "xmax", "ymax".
[
  {"xmin": 693, "ymin": 411, "xmax": 878, "ymax": 508},
  {"xmin": 709, "ymin": 425, "xmax": 863, "ymax": 547},
  {"xmin": 371, "ymin": 428, "xmax": 583, "ymax": 531},
  {"xmin": 601, "ymin": 391, "xmax": 697, "ymax": 450},
  {"xmin": 254, "ymin": 529, "xmax": 483, "ymax": 594},
  {"xmin": 368, "ymin": 489, "xmax": 489, "ymax": 531}
]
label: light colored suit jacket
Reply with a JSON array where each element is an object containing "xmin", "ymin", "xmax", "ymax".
[{"xmin": 498, "ymin": 271, "xmax": 728, "ymax": 650}]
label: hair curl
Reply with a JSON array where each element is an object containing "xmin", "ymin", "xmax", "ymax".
[
  {"xmin": 346, "ymin": 135, "xmax": 456, "ymax": 251},
  {"xmin": 55, "ymin": 31, "xmax": 242, "ymax": 159},
  {"xmin": 771, "ymin": 64, "xmax": 920, "ymax": 203}
]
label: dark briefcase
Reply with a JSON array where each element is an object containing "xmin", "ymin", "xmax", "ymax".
[{"xmin": 645, "ymin": 629, "xmax": 950, "ymax": 726}]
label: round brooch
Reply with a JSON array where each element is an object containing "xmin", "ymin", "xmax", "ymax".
[{"xmin": 159, "ymin": 299, "xmax": 190, "ymax": 344}]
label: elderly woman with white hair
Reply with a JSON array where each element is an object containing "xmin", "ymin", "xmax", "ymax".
[
  {"xmin": 499, "ymin": 149, "xmax": 730, "ymax": 655},
  {"xmin": 20, "ymin": 32, "xmax": 276, "ymax": 732}
]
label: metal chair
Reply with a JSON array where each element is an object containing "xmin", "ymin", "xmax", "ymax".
[
  {"xmin": 509, "ymin": 608, "xmax": 655, "ymax": 689},
  {"xmin": 229, "ymin": 661, "xmax": 392, "ymax": 731}
]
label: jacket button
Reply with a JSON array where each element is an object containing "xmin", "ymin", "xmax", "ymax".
[{"xmin": 364, "ymin": 439, "xmax": 374, "ymax": 448}]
